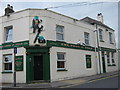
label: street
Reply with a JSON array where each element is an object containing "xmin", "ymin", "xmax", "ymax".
[{"xmin": 63, "ymin": 74, "xmax": 119, "ymax": 88}]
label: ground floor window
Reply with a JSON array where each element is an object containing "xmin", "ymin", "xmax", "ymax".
[
  {"xmin": 57, "ymin": 52, "xmax": 66, "ymax": 70},
  {"xmin": 86, "ymin": 55, "xmax": 92, "ymax": 68},
  {"xmin": 106, "ymin": 52, "xmax": 110, "ymax": 65},
  {"xmin": 111, "ymin": 52, "xmax": 115, "ymax": 64},
  {"xmin": 3, "ymin": 55, "xmax": 12, "ymax": 71}
]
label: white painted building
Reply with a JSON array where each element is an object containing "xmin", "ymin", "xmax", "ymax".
[{"xmin": 0, "ymin": 8, "xmax": 118, "ymax": 84}]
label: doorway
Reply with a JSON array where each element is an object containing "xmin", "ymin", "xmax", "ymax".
[
  {"xmin": 26, "ymin": 47, "xmax": 50, "ymax": 83},
  {"xmin": 34, "ymin": 55, "xmax": 43, "ymax": 80},
  {"xmin": 102, "ymin": 51, "xmax": 106, "ymax": 73}
]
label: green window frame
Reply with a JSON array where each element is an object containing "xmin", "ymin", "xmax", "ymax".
[{"xmin": 86, "ymin": 55, "xmax": 92, "ymax": 68}]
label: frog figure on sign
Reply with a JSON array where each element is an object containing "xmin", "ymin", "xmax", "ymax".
[{"xmin": 32, "ymin": 16, "xmax": 43, "ymax": 33}]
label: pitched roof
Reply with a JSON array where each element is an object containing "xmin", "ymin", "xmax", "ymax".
[{"xmin": 80, "ymin": 17, "xmax": 114, "ymax": 31}]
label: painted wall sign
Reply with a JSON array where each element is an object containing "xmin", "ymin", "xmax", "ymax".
[
  {"xmin": 47, "ymin": 40, "xmax": 117, "ymax": 52},
  {"xmin": 15, "ymin": 56, "xmax": 23, "ymax": 71},
  {"xmin": 100, "ymin": 47, "xmax": 116, "ymax": 52},
  {"xmin": 47, "ymin": 40, "xmax": 95, "ymax": 51},
  {"xmin": 1, "ymin": 40, "xmax": 29, "ymax": 50},
  {"xmin": 31, "ymin": 16, "xmax": 46, "ymax": 44}
]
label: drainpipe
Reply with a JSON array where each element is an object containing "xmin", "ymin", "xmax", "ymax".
[{"xmin": 95, "ymin": 24, "xmax": 101, "ymax": 74}]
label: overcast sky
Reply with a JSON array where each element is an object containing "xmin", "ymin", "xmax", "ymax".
[{"xmin": 0, "ymin": 1, "xmax": 118, "ymax": 47}]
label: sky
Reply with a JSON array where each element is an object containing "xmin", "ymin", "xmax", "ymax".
[{"xmin": 0, "ymin": 1, "xmax": 119, "ymax": 48}]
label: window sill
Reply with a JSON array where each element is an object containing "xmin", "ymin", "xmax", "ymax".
[
  {"xmin": 100, "ymin": 40, "xmax": 104, "ymax": 42},
  {"xmin": 112, "ymin": 64, "xmax": 116, "ymax": 66},
  {"xmin": 108, "ymin": 64, "xmax": 116, "ymax": 66},
  {"xmin": 2, "ymin": 71, "xmax": 13, "ymax": 73},
  {"xmin": 56, "ymin": 40, "xmax": 66, "ymax": 43},
  {"xmin": 108, "ymin": 64, "xmax": 111, "ymax": 66},
  {"xmin": 86, "ymin": 68, "xmax": 92, "ymax": 69},
  {"xmin": 2, "ymin": 42, "xmax": 13, "ymax": 45},
  {"xmin": 110, "ymin": 43, "xmax": 114, "ymax": 45},
  {"xmin": 57, "ymin": 69, "xmax": 68, "ymax": 71}
]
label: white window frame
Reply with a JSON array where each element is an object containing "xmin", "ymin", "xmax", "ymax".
[
  {"xmin": 84, "ymin": 32, "xmax": 89, "ymax": 45},
  {"xmin": 107, "ymin": 52, "xmax": 110, "ymax": 65},
  {"xmin": 56, "ymin": 25, "xmax": 64, "ymax": 41},
  {"xmin": 111, "ymin": 52, "xmax": 115, "ymax": 64},
  {"xmin": 3, "ymin": 54, "xmax": 12, "ymax": 71},
  {"xmin": 57, "ymin": 52, "xmax": 66, "ymax": 70},
  {"xmin": 4, "ymin": 26, "xmax": 13, "ymax": 43},
  {"xmin": 99, "ymin": 29, "xmax": 103, "ymax": 41}
]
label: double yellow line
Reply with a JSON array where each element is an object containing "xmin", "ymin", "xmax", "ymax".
[
  {"xmin": 60, "ymin": 74, "xmax": 119, "ymax": 88},
  {"xmin": 87, "ymin": 74, "xmax": 119, "ymax": 83}
]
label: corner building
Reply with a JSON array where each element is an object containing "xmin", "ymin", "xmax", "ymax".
[{"xmin": 0, "ymin": 9, "xmax": 118, "ymax": 83}]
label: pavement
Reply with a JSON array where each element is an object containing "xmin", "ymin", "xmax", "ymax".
[{"xmin": 1, "ymin": 70, "xmax": 119, "ymax": 89}]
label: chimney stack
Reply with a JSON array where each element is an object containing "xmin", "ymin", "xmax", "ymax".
[{"xmin": 97, "ymin": 13, "xmax": 104, "ymax": 23}]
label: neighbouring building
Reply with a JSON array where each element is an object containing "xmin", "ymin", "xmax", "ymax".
[{"xmin": 0, "ymin": 8, "xmax": 118, "ymax": 84}]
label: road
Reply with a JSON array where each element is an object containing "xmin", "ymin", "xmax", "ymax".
[{"xmin": 63, "ymin": 74, "xmax": 119, "ymax": 88}]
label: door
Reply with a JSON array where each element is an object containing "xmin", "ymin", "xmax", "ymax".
[
  {"xmin": 34, "ymin": 55, "xmax": 43, "ymax": 80},
  {"xmin": 26, "ymin": 47, "xmax": 50, "ymax": 83},
  {"xmin": 102, "ymin": 51, "xmax": 106, "ymax": 73}
]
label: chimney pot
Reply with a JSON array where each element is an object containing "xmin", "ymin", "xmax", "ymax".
[{"xmin": 97, "ymin": 13, "xmax": 104, "ymax": 23}]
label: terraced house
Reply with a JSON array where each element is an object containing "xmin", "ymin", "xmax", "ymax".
[{"xmin": 0, "ymin": 8, "xmax": 118, "ymax": 84}]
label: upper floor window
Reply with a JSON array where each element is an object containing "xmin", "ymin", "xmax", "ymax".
[
  {"xmin": 109, "ymin": 32, "xmax": 113, "ymax": 44},
  {"xmin": 3, "ymin": 55, "xmax": 12, "ymax": 71},
  {"xmin": 5, "ymin": 26, "xmax": 13, "ymax": 42},
  {"xmin": 84, "ymin": 32, "xmax": 89, "ymax": 45},
  {"xmin": 99, "ymin": 29, "xmax": 103, "ymax": 41},
  {"xmin": 56, "ymin": 25, "xmax": 64, "ymax": 41}
]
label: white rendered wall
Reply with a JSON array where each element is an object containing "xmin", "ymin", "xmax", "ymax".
[
  {"xmin": 2, "ymin": 47, "xmax": 26, "ymax": 83},
  {"xmin": 97, "ymin": 25, "xmax": 116, "ymax": 49},
  {"xmin": 50, "ymin": 47, "xmax": 97, "ymax": 82},
  {"xmin": 29, "ymin": 9, "xmax": 95, "ymax": 46},
  {"xmin": 1, "ymin": 10, "xmax": 29, "ymax": 43},
  {"xmin": 0, "ymin": 17, "xmax": 2, "ymax": 84},
  {"xmin": 107, "ymin": 52, "xmax": 118, "ymax": 72},
  {"xmin": 0, "ymin": 50, "xmax": 2, "ymax": 84}
]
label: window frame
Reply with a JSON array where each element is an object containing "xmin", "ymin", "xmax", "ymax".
[
  {"xmin": 111, "ymin": 52, "xmax": 115, "ymax": 64},
  {"xmin": 4, "ymin": 26, "xmax": 13, "ymax": 43},
  {"xmin": 84, "ymin": 32, "xmax": 90, "ymax": 45},
  {"xmin": 99, "ymin": 29, "xmax": 103, "ymax": 41},
  {"xmin": 56, "ymin": 25, "xmax": 64, "ymax": 41},
  {"xmin": 3, "ymin": 54, "xmax": 12, "ymax": 71},
  {"xmin": 109, "ymin": 32, "xmax": 113, "ymax": 44},
  {"xmin": 86, "ymin": 55, "xmax": 92, "ymax": 69},
  {"xmin": 107, "ymin": 52, "xmax": 110, "ymax": 65},
  {"xmin": 57, "ymin": 52, "xmax": 66, "ymax": 70}
]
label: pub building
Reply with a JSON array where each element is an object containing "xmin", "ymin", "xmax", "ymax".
[{"xmin": 0, "ymin": 8, "xmax": 118, "ymax": 83}]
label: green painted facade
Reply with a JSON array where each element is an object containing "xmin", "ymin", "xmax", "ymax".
[
  {"xmin": 0, "ymin": 40, "xmax": 117, "ymax": 83},
  {"xmin": 15, "ymin": 56, "xmax": 24, "ymax": 71},
  {"xmin": 25, "ymin": 46, "xmax": 50, "ymax": 83},
  {"xmin": 0, "ymin": 40, "xmax": 29, "ymax": 50},
  {"xmin": 47, "ymin": 40, "xmax": 96, "ymax": 51},
  {"xmin": 0, "ymin": 40, "xmax": 116, "ymax": 52}
]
